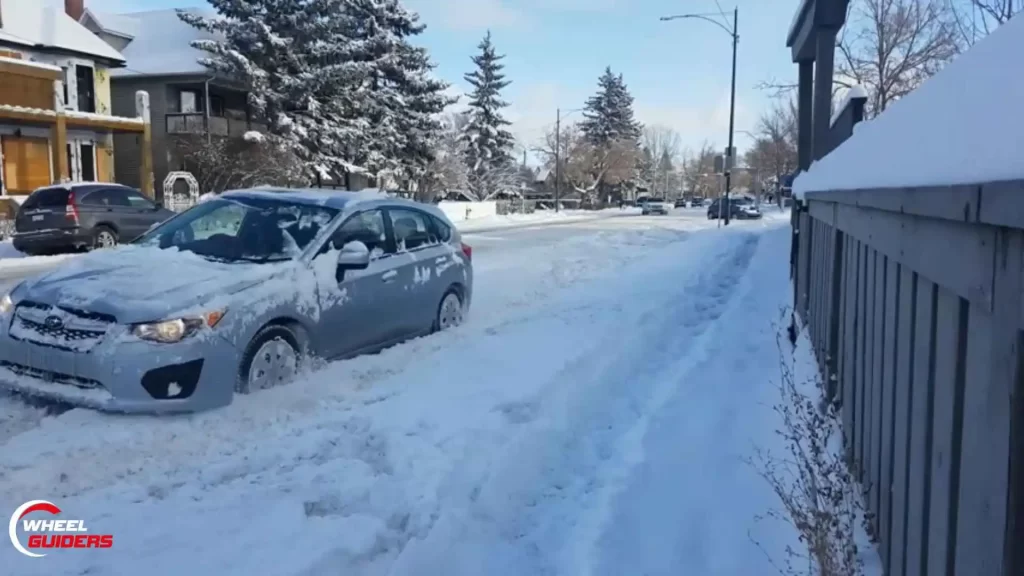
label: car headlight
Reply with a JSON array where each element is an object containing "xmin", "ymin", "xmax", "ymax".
[
  {"xmin": 132, "ymin": 310, "xmax": 225, "ymax": 344},
  {"xmin": 0, "ymin": 293, "xmax": 13, "ymax": 316}
]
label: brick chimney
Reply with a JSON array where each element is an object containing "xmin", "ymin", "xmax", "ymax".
[{"xmin": 65, "ymin": 0, "xmax": 84, "ymax": 21}]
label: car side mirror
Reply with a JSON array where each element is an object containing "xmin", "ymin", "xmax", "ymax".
[{"xmin": 337, "ymin": 240, "xmax": 370, "ymax": 270}]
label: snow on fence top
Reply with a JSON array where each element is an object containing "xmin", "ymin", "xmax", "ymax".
[
  {"xmin": 794, "ymin": 14, "xmax": 1024, "ymax": 198},
  {"xmin": 829, "ymin": 85, "xmax": 867, "ymax": 127}
]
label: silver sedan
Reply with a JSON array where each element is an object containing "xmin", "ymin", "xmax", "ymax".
[{"xmin": 0, "ymin": 189, "xmax": 473, "ymax": 413}]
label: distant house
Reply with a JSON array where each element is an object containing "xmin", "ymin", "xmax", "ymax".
[{"xmin": 0, "ymin": 0, "xmax": 150, "ymax": 200}]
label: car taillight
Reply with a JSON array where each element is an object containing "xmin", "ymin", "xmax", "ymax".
[
  {"xmin": 66, "ymin": 191, "xmax": 79, "ymax": 224},
  {"xmin": 461, "ymin": 242, "xmax": 472, "ymax": 260}
]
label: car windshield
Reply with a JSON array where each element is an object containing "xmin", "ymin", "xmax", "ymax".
[{"xmin": 134, "ymin": 196, "xmax": 339, "ymax": 263}]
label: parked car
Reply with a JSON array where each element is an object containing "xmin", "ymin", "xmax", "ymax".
[
  {"xmin": 674, "ymin": 198, "xmax": 688, "ymax": 208},
  {"xmin": 11, "ymin": 183, "xmax": 177, "ymax": 256},
  {"xmin": 641, "ymin": 197, "xmax": 673, "ymax": 215},
  {"xmin": 707, "ymin": 197, "xmax": 762, "ymax": 220},
  {"xmin": 0, "ymin": 189, "xmax": 473, "ymax": 413}
]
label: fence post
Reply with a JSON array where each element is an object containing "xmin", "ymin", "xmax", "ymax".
[{"xmin": 827, "ymin": 220, "xmax": 844, "ymax": 401}]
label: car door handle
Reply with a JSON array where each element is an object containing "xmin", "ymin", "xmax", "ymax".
[{"xmin": 381, "ymin": 270, "xmax": 398, "ymax": 282}]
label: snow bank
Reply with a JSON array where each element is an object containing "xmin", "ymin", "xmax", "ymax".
[
  {"xmin": 794, "ymin": 14, "xmax": 1024, "ymax": 198},
  {"xmin": 436, "ymin": 200, "xmax": 499, "ymax": 222}
]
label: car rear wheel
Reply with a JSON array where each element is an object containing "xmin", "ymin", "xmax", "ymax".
[
  {"xmin": 237, "ymin": 325, "xmax": 302, "ymax": 394},
  {"xmin": 93, "ymin": 226, "xmax": 118, "ymax": 249},
  {"xmin": 434, "ymin": 290, "xmax": 464, "ymax": 332}
]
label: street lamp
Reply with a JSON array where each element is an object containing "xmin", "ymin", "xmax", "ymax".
[
  {"xmin": 555, "ymin": 107, "xmax": 584, "ymax": 213},
  {"xmin": 661, "ymin": 7, "xmax": 738, "ymax": 225}
]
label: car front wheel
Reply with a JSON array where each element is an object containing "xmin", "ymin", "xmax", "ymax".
[{"xmin": 237, "ymin": 325, "xmax": 302, "ymax": 394}]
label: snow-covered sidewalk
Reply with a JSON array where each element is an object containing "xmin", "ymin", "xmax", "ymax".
[{"xmin": 1, "ymin": 218, "xmax": 802, "ymax": 575}]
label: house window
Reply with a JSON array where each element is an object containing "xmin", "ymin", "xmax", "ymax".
[
  {"xmin": 209, "ymin": 95, "xmax": 225, "ymax": 117},
  {"xmin": 75, "ymin": 65, "xmax": 95, "ymax": 113},
  {"xmin": 61, "ymin": 67, "xmax": 69, "ymax": 106},
  {"xmin": 180, "ymin": 90, "xmax": 200, "ymax": 113}
]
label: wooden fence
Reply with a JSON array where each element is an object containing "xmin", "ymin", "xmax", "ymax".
[{"xmin": 793, "ymin": 182, "xmax": 1024, "ymax": 576}]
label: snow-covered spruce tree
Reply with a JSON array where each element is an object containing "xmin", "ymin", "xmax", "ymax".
[
  {"xmin": 180, "ymin": 0, "xmax": 452, "ymax": 187},
  {"xmin": 581, "ymin": 67, "xmax": 642, "ymax": 147},
  {"xmin": 461, "ymin": 31, "xmax": 516, "ymax": 200},
  {"xmin": 179, "ymin": 1, "xmax": 371, "ymax": 183},
  {"xmin": 337, "ymin": 0, "xmax": 454, "ymax": 186},
  {"xmin": 579, "ymin": 67, "xmax": 643, "ymax": 204}
]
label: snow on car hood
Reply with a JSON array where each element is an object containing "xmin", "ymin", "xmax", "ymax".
[{"xmin": 15, "ymin": 246, "xmax": 288, "ymax": 324}]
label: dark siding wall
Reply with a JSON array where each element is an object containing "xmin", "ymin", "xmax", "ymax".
[{"xmin": 111, "ymin": 77, "xmax": 173, "ymax": 202}]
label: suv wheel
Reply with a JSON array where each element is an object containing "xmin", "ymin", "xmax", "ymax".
[{"xmin": 93, "ymin": 226, "xmax": 119, "ymax": 249}]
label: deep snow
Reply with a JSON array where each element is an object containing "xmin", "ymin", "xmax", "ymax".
[
  {"xmin": 794, "ymin": 14, "xmax": 1024, "ymax": 197},
  {"xmin": 1, "ymin": 213, "xmax": 806, "ymax": 575}
]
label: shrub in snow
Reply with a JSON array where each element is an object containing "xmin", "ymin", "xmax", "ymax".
[
  {"xmin": 170, "ymin": 132, "xmax": 308, "ymax": 193},
  {"xmin": 750, "ymin": 312, "xmax": 868, "ymax": 576}
]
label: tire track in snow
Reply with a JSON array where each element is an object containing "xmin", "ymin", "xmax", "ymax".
[{"xmin": 385, "ymin": 232, "xmax": 761, "ymax": 576}]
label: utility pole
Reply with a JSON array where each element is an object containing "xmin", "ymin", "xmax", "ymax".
[
  {"xmin": 554, "ymin": 107, "xmax": 561, "ymax": 213},
  {"xmin": 661, "ymin": 7, "xmax": 739, "ymax": 225},
  {"xmin": 723, "ymin": 7, "xmax": 738, "ymax": 226}
]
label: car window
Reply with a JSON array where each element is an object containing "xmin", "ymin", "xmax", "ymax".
[
  {"xmin": 322, "ymin": 210, "xmax": 388, "ymax": 259},
  {"xmin": 123, "ymin": 189, "xmax": 155, "ymax": 209},
  {"xmin": 21, "ymin": 187, "xmax": 70, "ymax": 210},
  {"xmin": 430, "ymin": 215, "xmax": 452, "ymax": 243},
  {"xmin": 103, "ymin": 188, "xmax": 133, "ymax": 207},
  {"xmin": 80, "ymin": 189, "xmax": 114, "ymax": 206},
  {"xmin": 135, "ymin": 197, "xmax": 338, "ymax": 262},
  {"xmin": 388, "ymin": 208, "xmax": 437, "ymax": 252},
  {"xmin": 189, "ymin": 202, "xmax": 246, "ymax": 240}
]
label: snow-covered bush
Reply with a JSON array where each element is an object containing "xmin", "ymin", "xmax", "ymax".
[
  {"xmin": 750, "ymin": 311, "xmax": 867, "ymax": 576},
  {"xmin": 170, "ymin": 132, "xmax": 308, "ymax": 193}
]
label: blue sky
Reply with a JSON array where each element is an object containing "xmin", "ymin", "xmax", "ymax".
[{"xmin": 71, "ymin": 0, "xmax": 800, "ymax": 155}]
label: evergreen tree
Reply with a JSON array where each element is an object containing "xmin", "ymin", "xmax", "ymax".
[
  {"xmin": 338, "ymin": 0, "xmax": 454, "ymax": 181},
  {"xmin": 637, "ymin": 146, "xmax": 655, "ymax": 193},
  {"xmin": 180, "ymin": 0, "xmax": 453, "ymax": 185},
  {"xmin": 581, "ymin": 67, "xmax": 642, "ymax": 147},
  {"xmin": 657, "ymin": 149, "xmax": 674, "ymax": 196},
  {"xmin": 461, "ymin": 31, "xmax": 515, "ymax": 199}
]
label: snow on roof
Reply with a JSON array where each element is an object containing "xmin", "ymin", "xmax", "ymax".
[
  {"xmin": 794, "ymin": 14, "xmax": 1024, "ymax": 198},
  {"xmin": 535, "ymin": 168, "xmax": 552, "ymax": 182},
  {"xmin": 0, "ymin": 55, "xmax": 61, "ymax": 73},
  {"xmin": 0, "ymin": 0, "xmax": 125, "ymax": 63},
  {"xmin": 107, "ymin": 9, "xmax": 218, "ymax": 78},
  {"xmin": 80, "ymin": 9, "xmax": 140, "ymax": 39}
]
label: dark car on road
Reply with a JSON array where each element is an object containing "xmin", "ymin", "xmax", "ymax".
[
  {"xmin": 12, "ymin": 184, "xmax": 177, "ymax": 255},
  {"xmin": 707, "ymin": 197, "xmax": 762, "ymax": 220}
]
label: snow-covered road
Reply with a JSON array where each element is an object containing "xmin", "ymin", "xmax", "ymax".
[{"xmin": 0, "ymin": 211, "xmax": 799, "ymax": 575}]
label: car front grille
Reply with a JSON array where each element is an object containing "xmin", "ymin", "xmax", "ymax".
[{"xmin": 9, "ymin": 301, "xmax": 114, "ymax": 351}]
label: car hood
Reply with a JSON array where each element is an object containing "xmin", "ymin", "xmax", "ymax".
[{"xmin": 16, "ymin": 246, "xmax": 290, "ymax": 324}]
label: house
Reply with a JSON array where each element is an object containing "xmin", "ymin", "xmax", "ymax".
[
  {"xmin": 0, "ymin": 0, "xmax": 151, "ymax": 201},
  {"xmin": 77, "ymin": 7, "xmax": 284, "ymax": 201}
]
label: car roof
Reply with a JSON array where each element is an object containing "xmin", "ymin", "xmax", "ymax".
[{"xmin": 218, "ymin": 187, "xmax": 450, "ymax": 220}]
